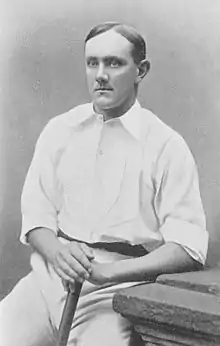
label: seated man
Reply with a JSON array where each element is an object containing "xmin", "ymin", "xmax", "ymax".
[{"xmin": 0, "ymin": 22, "xmax": 208, "ymax": 346}]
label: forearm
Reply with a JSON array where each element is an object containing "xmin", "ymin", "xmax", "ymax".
[
  {"xmin": 108, "ymin": 242, "xmax": 202, "ymax": 284},
  {"xmin": 27, "ymin": 227, "xmax": 63, "ymax": 264},
  {"xmin": 27, "ymin": 227, "xmax": 94, "ymax": 284}
]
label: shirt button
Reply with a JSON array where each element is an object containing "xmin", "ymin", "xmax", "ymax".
[{"xmin": 97, "ymin": 114, "xmax": 103, "ymax": 121}]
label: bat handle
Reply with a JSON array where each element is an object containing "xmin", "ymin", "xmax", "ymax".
[{"xmin": 57, "ymin": 281, "xmax": 83, "ymax": 346}]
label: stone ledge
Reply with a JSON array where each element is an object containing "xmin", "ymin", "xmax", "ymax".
[
  {"xmin": 113, "ymin": 268, "xmax": 220, "ymax": 345},
  {"xmin": 157, "ymin": 267, "xmax": 220, "ymax": 296}
]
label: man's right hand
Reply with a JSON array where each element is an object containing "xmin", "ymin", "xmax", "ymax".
[
  {"xmin": 51, "ymin": 241, "xmax": 94, "ymax": 284},
  {"xmin": 27, "ymin": 227, "xmax": 94, "ymax": 286}
]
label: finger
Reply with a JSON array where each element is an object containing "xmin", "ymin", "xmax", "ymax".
[
  {"xmin": 69, "ymin": 282, "xmax": 77, "ymax": 293},
  {"xmin": 55, "ymin": 267, "xmax": 77, "ymax": 284},
  {"xmin": 62, "ymin": 281, "xmax": 83, "ymax": 293},
  {"xmin": 68, "ymin": 243, "xmax": 93, "ymax": 272},
  {"xmin": 58, "ymin": 256, "xmax": 88, "ymax": 281},
  {"xmin": 58, "ymin": 256, "xmax": 82, "ymax": 278},
  {"xmin": 62, "ymin": 279, "xmax": 69, "ymax": 291},
  {"xmin": 67, "ymin": 256, "xmax": 91, "ymax": 279},
  {"xmin": 80, "ymin": 243, "xmax": 94, "ymax": 260}
]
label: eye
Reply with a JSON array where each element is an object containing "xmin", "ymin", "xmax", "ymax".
[
  {"xmin": 107, "ymin": 58, "xmax": 122, "ymax": 68},
  {"xmin": 110, "ymin": 60, "xmax": 120, "ymax": 68},
  {"xmin": 87, "ymin": 59, "xmax": 98, "ymax": 68}
]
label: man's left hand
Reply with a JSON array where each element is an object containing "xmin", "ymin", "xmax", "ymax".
[{"xmin": 88, "ymin": 261, "xmax": 115, "ymax": 286}]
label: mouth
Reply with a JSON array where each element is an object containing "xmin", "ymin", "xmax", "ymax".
[{"xmin": 94, "ymin": 87, "xmax": 113, "ymax": 92}]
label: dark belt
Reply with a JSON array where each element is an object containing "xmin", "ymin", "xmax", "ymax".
[{"xmin": 57, "ymin": 229, "xmax": 148, "ymax": 258}]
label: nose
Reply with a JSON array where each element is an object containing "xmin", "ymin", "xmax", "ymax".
[{"xmin": 96, "ymin": 63, "xmax": 108, "ymax": 83}]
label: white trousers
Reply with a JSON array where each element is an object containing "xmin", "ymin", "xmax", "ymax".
[{"xmin": 0, "ymin": 249, "xmax": 142, "ymax": 346}]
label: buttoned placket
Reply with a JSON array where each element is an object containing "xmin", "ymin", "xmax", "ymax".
[
  {"xmin": 96, "ymin": 113, "xmax": 105, "ymax": 157},
  {"xmin": 88, "ymin": 113, "xmax": 105, "ymax": 243}
]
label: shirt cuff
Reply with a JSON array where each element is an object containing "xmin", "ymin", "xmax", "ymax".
[
  {"xmin": 160, "ymin": 218, "xmax": 209, "ymax": 264},
  {"xmin": 20, "ymin": 213, "xmax": 58, "ymax": 245}
]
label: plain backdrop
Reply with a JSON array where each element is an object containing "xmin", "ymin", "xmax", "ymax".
[{"xmin": 0, "ymin": 0, "xmax": 220, "ymax": 299}]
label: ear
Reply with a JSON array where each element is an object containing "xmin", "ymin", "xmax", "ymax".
[{"xmin": 135, "ymin": 59, "xmax": 150, "ymax": 83}]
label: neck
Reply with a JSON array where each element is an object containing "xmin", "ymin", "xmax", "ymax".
[{"xmin": 94, "ymin": 93, "xmax": 137, "ymax": 122}]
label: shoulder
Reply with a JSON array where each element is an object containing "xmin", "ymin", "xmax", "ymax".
[
  {"xmin": 48, "ymin": 103, "xmax": 92, "ymax": 129},
  {"xmin": 140, "ymin": 107, "xmax": 194, "ymax": 166},
  {"xmin": 141, "ymin": 107, "xmax": 189, "ymax": 149},
  {"xmin": 140, "ymin": 107, "xmax": 176, "ymax": 142},
  {"xmin": 36, "ymin": 103, "xmax": 92, "ymax": 151}
]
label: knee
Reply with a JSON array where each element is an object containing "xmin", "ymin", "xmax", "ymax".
[{"xmin": 0, "ymin": 276, "xmax": 55, "ymax": 346}]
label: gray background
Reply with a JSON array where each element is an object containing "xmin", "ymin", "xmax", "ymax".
[{"xmin": 0, "ymin": 0, "xmax": 220, "ymax": 299}]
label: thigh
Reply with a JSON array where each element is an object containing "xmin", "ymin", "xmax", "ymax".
[
  {"xmin": 67, "ymin": 281, "xmax": 134, "ymax": 346},
  {"xmin": 0, "ymin": 272, "xmax": 55, "ymax": 346},
  {"xmin": 73, "ymin": 311, "xmax": 131, "ymax": 346}
]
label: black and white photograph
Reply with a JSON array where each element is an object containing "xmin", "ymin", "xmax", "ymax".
[{"xmin": 0, "ymin": 1, "xmax": 220, "ymax": 345}]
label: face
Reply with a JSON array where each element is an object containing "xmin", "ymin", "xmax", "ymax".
[{"xmin": 85, "ymin": 30, "xmax": 140, "ymax": 114}]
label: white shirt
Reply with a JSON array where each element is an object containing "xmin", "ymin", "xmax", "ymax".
[{"xmin": 20, "ymin": 101, "xmax": 208, "ymax": 264}]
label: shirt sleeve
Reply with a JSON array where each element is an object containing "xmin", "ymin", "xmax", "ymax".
[
  {"xmin": 20, "ymin": 120, "xmax": 62, "ymax": 244},
  {"xmin": 154, "ymin": 134, "xmax": 209, "ymax": 264}
]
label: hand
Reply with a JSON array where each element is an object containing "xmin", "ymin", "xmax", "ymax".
[
  {"xmin": 88, "ymin": 261, "xmax": 115, "ymax": 286},
  {"xmin": 51, "ymin": 241, "xmax": 94, "ymax": 286}
]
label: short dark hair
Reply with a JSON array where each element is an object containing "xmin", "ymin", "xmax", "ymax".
[{"xmin": 85, "ymin": 22, "xmax": 147, "ymax": 65}]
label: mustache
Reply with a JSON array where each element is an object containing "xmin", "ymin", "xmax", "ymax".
[{"xmin": 94, "ymin": 84, "xmax": 113, "ymax": 91}]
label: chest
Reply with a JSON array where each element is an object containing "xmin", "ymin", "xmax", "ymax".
[{"xmin": 56, "ymin": 122, "xmax": 156, "ymax": 221}]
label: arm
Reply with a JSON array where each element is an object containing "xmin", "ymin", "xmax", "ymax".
[
  {"xmin": 89, "ymin": 242, "xmax": 201, "ymax": 285},
  {"xmin": 27, "ymin": 227, "xmax": 94, "ymax": 284},
  {"xmin": 89, "ymin": 134, "xmax": 208, "ymax": 285},
  {"xmin": 22, "ymin": 120, "xmax": 93, "ymax": 284}
]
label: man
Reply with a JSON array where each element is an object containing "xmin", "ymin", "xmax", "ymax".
[{"xmin": 0, "ymin": 22, "xmax": 208, "ymax": 346}]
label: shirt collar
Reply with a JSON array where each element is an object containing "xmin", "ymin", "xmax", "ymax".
[
  {"xmin": 119, "ymin": 100, "xmax": 141, "ymax": 141},
  {"xmin": 91, "ymin": 100, "xmax": 142, "ymax": 141}
]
